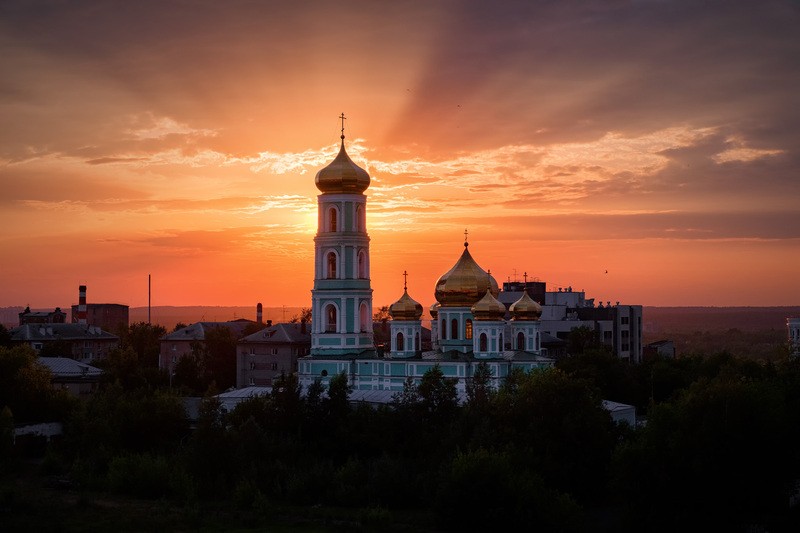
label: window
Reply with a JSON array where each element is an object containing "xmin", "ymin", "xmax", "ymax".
[
  {"xmin": 396, "ymin": 332, "xmax": 404, "ymax": 351},
  {"xmin": 326, "ymin": 305, "xmax": 337, "ymax": 332},
  {"xmin": 327, "ymin": 252, "xmax": 337, "ymax": 279},
  {"xmin": 250, "ymin": 362, "xmax": 255, "ymax": 370},
  {"xmin": 499, "ymin": 334, "xmax": 504, "ymax": 351},
  {"xmin": 415, "ymin": 333, "xmax": 420, "ymax": 351},
  {"xmin": 622, "ymin": 343, "xmax": 630, "ymax": 351},
  {"xmin": 621, "ymin": 330, "xmax": 630, "ymax": 339},
  {"xmin": 621, "ymin": 316, "xmax": 629, "ymax": 325},
  {"xmin": 356, "ymin": 205, "xmax": 365, "ymax": 232},
  {"xmin": 479, "ymin": 333, "xmax": 488, "ymax": 352},
  {"xmin": 465, "ymin": 319, "xmax": 473, "ymax": 340},
  {"xmin": 517, "ymin": 332, "xmax": 525, "ymax": 350},
  {"xmin": 271, "ymin": 348, "xmax": 278, "ymax": 355},
  {"xmin": 358, "ymin": 250, "xmax": 367, "ymax": 278},
  {"xmin": 329, "ymin": 207, "xmax": 338, "ymax": 232},
  {"xmin": 441, "ymin": 319, "xmax": 447, "ymax": 340},
  {"xmin": 451, "ymin": 318, "xmax": 459, "ymax": 340},
  {"xmin": 271, "ymin": 363, "xmax": 278, "ymax": 371},
  {"xmin": 359, "ymin": 302, "xmax": 369, "ymax": 332}
]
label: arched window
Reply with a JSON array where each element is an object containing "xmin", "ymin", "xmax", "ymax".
[
  {"xmin": 535, "ymin": 332, "xmax": 540, "ymax": 351},
  {"xmin": 451, "ymin": 318, "xmax": 459, "ymax": 340},
  {"xmin": 517, "ymin": 332, "xmax": 525, "ymax": 351},
  {"xmin": 329, "ymin": 207, "xmax": 338, "ymax": 232},
  {"xmin": 359, "ymin": 302, "xmax": 369, "ymax": 332},
  {"xmin": 326, "ymin": 252, "xmax": 337, "ymax": 279},
  {"xmin": 326, "ymin": 305, "xmax": 337, "ymax": 332},
  {"xmin": 415, "ymin": 332, "xmax": 420, "ymax": 351},
  {"xmin": 441, "ymin": 319, "xmax": 447, "ymax": 340},
  {"xmin": 396, "ymin": 332, "xmax": 404, "ymax": 351},
  {"xmin": 465, "ymin": 319, "xmax": 473, "ymax": 340},
  {"xmin": 479, "ymin": 333, "xmax": 488, "ymax": 352},
  {"xmin": 499, "ymin": 333, "xmax": 504, "ymax": 351},
  {"xmin": 356, "ymin": 205, "xmax": 365, "ymax": 232},
  {"xmin": 358, "ymin": 250, "xmax": 367, "ymax": 279}
]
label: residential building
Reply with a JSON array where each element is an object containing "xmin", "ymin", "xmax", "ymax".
[
  {"xmin": 10, "ymin": 323, "xmax": 119, "ymax": 362},
  {"xmin": 37, "ymin": 357, "xmax": 103, "ymax": 396},
  {"xmin": 18, "ymin": 306, "xmax": 67, "ymax": 325},
  {"xmin": 237, "ymin": 321, "xmax": 311, "ymax": 387},
  {"xmin": 158, "ymin": 319, "xmax": 255, "ymax": 373}
]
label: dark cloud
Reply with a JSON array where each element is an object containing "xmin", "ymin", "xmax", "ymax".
[{"xmin": 450, "ymin": 211, "xmax": 800, "ymax": 241}]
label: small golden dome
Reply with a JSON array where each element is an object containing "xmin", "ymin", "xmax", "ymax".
[
  {"xmin": 471, "ymin": 289, "xmax": 507, "ymax": 321},
  {"xmin": 315, "ymin": 141, "xmax": 370, "ymax": 194},
  {"xmin": 429, "ymin": 302, "xmax": 440, "ymax": 319},
  {"xmin": 434, "ymin": 243, "xmax": 498, "ymax": 307},
  {"xmin": 389, "ymin": 288, "xmax": 423, "ymax": 321},
  {"xmin": 510, "ymin": 290, "xmax": 542, "ymax": 321}
]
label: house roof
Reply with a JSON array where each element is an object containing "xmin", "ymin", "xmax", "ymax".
[
  {"xmin": 239, "ymin": 322, "xmax": 311, "ymax": 344},
  {"xmin": 37, "ymin": 357, "xmax": 103, "ymax": 379},
  {"xmin": 162, "ymin": 320, "xmax": 255, "ymax": 341},
  {"xmin": 11, "ymin": 323, "xmax": 118, "ymax": 341}
]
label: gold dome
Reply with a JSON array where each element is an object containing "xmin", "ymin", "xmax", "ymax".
[
  {"xmin": 389, "ymin": 288, "xmax": 423, "ymax": 321},
  {"xmin": 429, "ymin": 302, "xmax": 440, "ymax": 319},
  {"xmin": 315, "ymin": 141, "xmax": 370, "ymax": 194},
  {"xmin": 434, "ymin": 243, "xmax": 498, "ymax": 307},
  {"xmin": 510, "ymin": 290, "xmax": 542, "ymax": 321},
  {"xmin": 471, "ymin": 289, "xmax": 507, "ymax": 321}
]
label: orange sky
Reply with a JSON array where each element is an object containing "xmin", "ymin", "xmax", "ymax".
[{"xmin": 1, "ymin": 1, "xmax": 799, "ymax": 309}]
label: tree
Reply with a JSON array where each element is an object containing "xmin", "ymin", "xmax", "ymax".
[
  {"xmin": 327, "ymin": 371, "xmax": 353, "ymax": 419},
  {"xmin": 418, "ymin": 365, "xmax": 458, "ymax": 419},
  {"xmin": 566, "ymin": 326, "xmax": 603, "ymax": 356},
  {"xmin": 466, "ymin": 361, "xmax": 494, "ymax": 410},
  {"xmin": 0, "ymin": 324, "xmax": 13, "ymax": 348},
  {"xmin": 0, "ymin": 345, "xmax": 73, "ymax": 423},
  {"xmin": 121, "ymin": 322, "xmax": 166, "ymax": 366},
  {"xmin": 290, "ymin": 307, "xmax": 312, "ymax": 324}
]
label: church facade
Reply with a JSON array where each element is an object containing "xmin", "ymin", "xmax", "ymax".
[{"xmin": 298, "ymin": 124, "xmax": 553, "ymax": 392}]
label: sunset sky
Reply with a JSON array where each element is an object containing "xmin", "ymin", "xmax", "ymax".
[{"xmin": 1, "ymin": 0, "xmax": 799, "ymax": 311}]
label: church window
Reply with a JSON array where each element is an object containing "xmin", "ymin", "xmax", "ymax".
[
  {"xmin": 415, "ymin": 332, "xmax": 420, "ymax": 351},
  {"xmin": 535, "ymin": 332, "xmax": 540, "ymax": 351},
  {"xmin": 356, "ymin": 205, "xmax": 365, "ymax": 232},
  {"xmin": 329, "ymin": 207, "xmax": 338, "ymax": 232},
  {"xmin": 358, "ymin": 250, "xmax": 367, "ymax": 278},
  {"xmin": 465, "ymin": 319, "xmax": 473, "ymax": 340},
  {"xmin": 441, "ymin": 319, "xmax": 447, "ymax": 340},
  {"xmin": 479, "ymin": 333, "xmax": 488, "ymax": 352},
  {"xmin": 359, "ymin": 302, "xmax": 369, "ymax": 332},
  {"xmin": 396, "ymin": 331, "xmax": 404, "ymax": 351},
  {"xmin": 499, "ymin": 333, "xmax": 504, "ymax": 351},
  {"xmin": 517, "ymin": 332, "xmax": 525, "ymax": 351},
  {"xmin": 451, "ymin": 318, "xmax": 459, "ymax": 340},
  {"xmin": 327, "ymin": 252, "xmax": 337, "ymax": 279},
  {"xmin": 325, "ymin": 305, "xmax": 337, "ymax": 332}
]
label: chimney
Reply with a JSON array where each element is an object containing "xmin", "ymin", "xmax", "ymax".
[
  {"xmin": 257, "ymin": 302, "xmax": 263, "ymax": 324},
  {"xmin": 78, "ymin": 285, "xmax": 87, "ymax": 325}
]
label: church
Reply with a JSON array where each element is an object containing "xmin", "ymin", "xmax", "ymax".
[{"xmin": 298, "ymin": 121, "xmax": 554, "ymax": 392}]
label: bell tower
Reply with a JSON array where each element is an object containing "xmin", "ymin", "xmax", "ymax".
[{"xmin": 310, "ymin": 115, "xmax": 375, "ymax": 356}]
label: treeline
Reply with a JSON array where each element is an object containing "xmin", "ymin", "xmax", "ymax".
[{"xmin": 2, "ymin": 326, "xmax": 800, "ymax": 531}]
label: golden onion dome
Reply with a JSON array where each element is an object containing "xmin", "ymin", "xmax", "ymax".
[
  {"xmin": 510, "ymin": 290, "xmax": 542, "ymax": 321},
  {"xmin": 429, "ymin": 302, "xmax": 440, "ymax": 319},
  {"xmin": 389, "ymin": 288, "xmax": 423, "ymax": 321},
  {"xmin": 315, "ymin": 140, "xmax": 370, "ymax": 194},
  {"xmin": 434, "ymin": 243, "xmax": 498, "ymax": 307},
  {"xmin": 471, "ymin": 289, "xmax": 507, "ymax": 321}
]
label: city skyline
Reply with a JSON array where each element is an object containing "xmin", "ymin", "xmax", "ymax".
[{"xmin": 2, "ymin": 1, "xmax": 799, "ymax": 308}]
